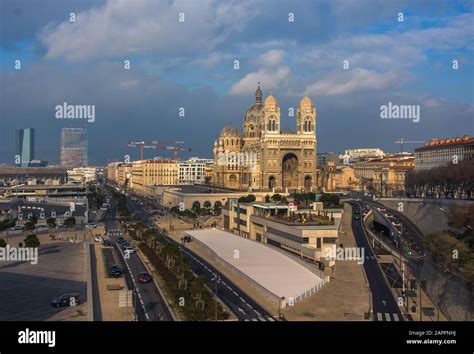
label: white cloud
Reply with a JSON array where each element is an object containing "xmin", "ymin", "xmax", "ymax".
[
  {"xmin": 230, "ymin": 49, "xmax": 290, "ymax": 95},
  {"xmin": 39, "ymin": 0, "xmax": 258, "ymax": 62},
  {"xmin": 305, "ymin": 68, "xmax": 406, "ymax": 96}
]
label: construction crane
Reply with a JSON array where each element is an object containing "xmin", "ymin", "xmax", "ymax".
[
  {"xmin": 394, "ymin": 138, "xmax": 425, "ymax": 153},
  {"xmin": 127, "ymin": 140, "xmax": 191, "ymax": 160}
]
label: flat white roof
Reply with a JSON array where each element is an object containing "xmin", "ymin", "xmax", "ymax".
[{"xmin": 185, "ymin": 229, "xmax": 323, "ymax": 300}]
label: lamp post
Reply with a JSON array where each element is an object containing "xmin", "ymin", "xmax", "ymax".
[{"xmin": 213, "ymin": 274, "xmax": 220, "ymax": 321}]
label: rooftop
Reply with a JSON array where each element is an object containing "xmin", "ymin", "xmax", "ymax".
[{"xmin": 185, "ymin": 229, "xmax": 323, "ymax": 300}]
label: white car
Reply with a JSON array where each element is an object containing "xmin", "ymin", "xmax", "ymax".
[
  {"xmin": 94, "ymin": 236, "xmax": 103, "ymax": 243},
  {"xmin": 124, "ymin": 246, "xmax": 134, "ymax": 253}
]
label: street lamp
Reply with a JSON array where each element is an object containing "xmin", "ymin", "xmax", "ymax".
[{"xmin": 213, "ymin": 274, "xmax": 221, "ymax": 321}]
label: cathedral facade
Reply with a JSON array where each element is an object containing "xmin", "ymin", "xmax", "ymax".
[{"xmin": 212, "ymin": 86, "xmax": 318, "ymax": 192}]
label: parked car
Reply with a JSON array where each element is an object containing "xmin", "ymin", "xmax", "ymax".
[
  {"xmin": 51, "ymin": 293, "xmax": 80, "ymax": 307},
  {"xmin": 138, "ymin": 272, "xmax": 152, "ymax": 283},
  {"xmin": 94, "ymin": 236, "xmax": 103, "ymax": 243},
  {"xmin": 9, "ymin": 225, "xmax": 24, "ymax": 231},
  {"xmin": 117, "ymin": 237, "xmax": 125, "ymax": 243},
  {"xmin": 86, "ymin": 223, "xmax": 97, "ymax": 229}
]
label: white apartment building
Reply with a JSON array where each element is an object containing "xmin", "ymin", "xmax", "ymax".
[
  {"xmin": 340, "ymin": 148, "xmax": 385, "ymax": 164},
  {"xmin": 179, "ymin": 157, "xmax": 213, "ymax": 185}
]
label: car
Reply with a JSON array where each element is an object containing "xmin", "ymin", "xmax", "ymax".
[
  {"xmin": 138, "ymin": 272, "xmax": 152, "ymax": 283},
  {"xmin": 122, "ymin": 242, "xmax": 130, "ymax": 249},
  {"xmin": 51, "ymin": 293, "xmax": 80, "ymax": 307},
  {"xmin": 102, "ymin": 239, "xmax": 112, "ymax": 246},
  {"xmin": 117, "ymin": 237, "xmax": 125, "ymax": 243},
  {"xmin": 124, "ymin": 245, "xmax": 134, "ymax": 254},
  {"xmin": 109, "ymin": 264, "xmax": 124, "ymax": 277},
  {"xmin": 94, "ymin": 236, "xmax": 103, "ymax": 243},
  {"xmin": 86, "ymin": 223, "xmax": 97, "ymax": 229},
  {"xmin": 9, "ymin": 225, "xmax": 24, "ymax": 231}
]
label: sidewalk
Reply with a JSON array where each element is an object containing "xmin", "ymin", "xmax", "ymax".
[{"xmin": 284, "ymin": 203, "xmax": 370, "ymax": 320}]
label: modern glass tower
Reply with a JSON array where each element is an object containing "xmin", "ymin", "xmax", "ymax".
[
  {"xmin": 60, "ymin": 127, "xmax": 88, "ymax": 167},
  {"xmin": 15, "ymin": 128, "xmax": 35, "ymax": 167}
]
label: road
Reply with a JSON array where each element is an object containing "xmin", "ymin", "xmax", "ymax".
[
  {"xmin": 102, "ymin": 202, "xmax": 174, "ymax": 321},
  {"xmin": 350, "ymin": 201, "xmax": 404, "ymax": 322},
  {"xmin": 126, "ymin": 196, "xmax": 275, "ymax": 321}
]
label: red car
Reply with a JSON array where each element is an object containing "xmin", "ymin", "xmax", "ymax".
[{"xmin": 138, "ymin": 272, "xmax": 152, "ymax": 283}]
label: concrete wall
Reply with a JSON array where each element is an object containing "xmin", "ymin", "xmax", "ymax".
[
  {"xmin": 378, "ymin": 198, "xmax": 474, "ymax": 236},
  {"xmin": 421, "ymin": 258, "xmax": 473, "ymax": 321}
]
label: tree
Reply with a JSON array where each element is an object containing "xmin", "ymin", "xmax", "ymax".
[
  {"xmin": 271, "ymin": 194, "xmax": 282, "ymax": 202},
  {"xmin": 319, "ymin": 194, "xmax": 340, "ymax": 208},
  {"xmin": 64, "ymin": 217, "xmax": 76, "ymax": 228},
  {"xmin": 0, "ymin": 239, "xmax": 6, "ymax": 248},
  {"xmin": 24, "ymin": 234, "xmax": 40, "ymax": 248},
  {"xmin": 238, "ymin": 194, "xmax": 256, "ymax": 203},
  {"xmin": 46, "ymin": 217, "xmax": 56, "ymax": 229},
  {"xmin": 0, "ymin": 220, "xmax": 15, "ymax": 232},
  {"xmin": 24, "ymin": 220, "xmax": 36, "ymax": 231}
]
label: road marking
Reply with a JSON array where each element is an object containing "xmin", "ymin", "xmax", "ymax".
[
  {"xmin": 232, "ymin": 290, "xmax": 238, "ymax": 296},
  {"xmin": 252, "ymin": 319, "xmax": 258, "ymax": 322},
  {"xmin": 393, "ymin": 314, "xmax": 399, "ymax": 321},
  {"xmin": 238, "ymin": 308, "xmax": 246, "ymax": 314},
  {"xmin": 246, "ymin": 303, "xmax": 253, "ymax": 309},
  {"xmin": 145, "ymin": 313, "xmax": 150, "ymax": 320},
  {"xmin": 267, "ymin": 317, "xmax": 275, "ymax": 321},
  {"xmin": 385, "ymin": 313, "xmax": 391, "ymax": 321},
  {"xmin": 253, "ymin": 309, "xmax": 261, "ymax": 316},
  {"xmin": 377, "ymin": 313, "xmax": 383, "ymax": 321},
  {"xmin": 226, "ymin": 285, "xmax": 232, "ymax": 290},
  {"xmin": 258, "ymin": 317, "xmax": 266, "ymax": 321},
  {"xmin": 238, "ymin": 297, "xmax": 245, "ymax": 303}
]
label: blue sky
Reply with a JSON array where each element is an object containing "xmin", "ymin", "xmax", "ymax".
[{"xmin": 0, "ymin": 0, "xmax": 473, "ymax": 164}]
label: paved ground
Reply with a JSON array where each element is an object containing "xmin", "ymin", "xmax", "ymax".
[
  {"xmin": 284, "ymin": 203, "xmax": 370, "ymax": 321},
  {"xmin": 0, "ymin": 234, "xmax": 87, "ymax": 321}
]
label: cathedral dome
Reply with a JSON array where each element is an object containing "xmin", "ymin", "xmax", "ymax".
[
  {"xmin": 299, "ymin": 95, "xmax": 313, "ymax": 108},
  {"xmin": 220, "ymin": 124, "xmax": 240, "ymax": 137},
  {"xmin": 244, "ymin": 84, "xmax": 264, "ymax": 124},
  {"xmin": 264, "ymin": 94, "xmax": 278, "ymax": 107}
]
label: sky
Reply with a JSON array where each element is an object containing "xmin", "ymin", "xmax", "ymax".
[{"xmin": 0, "ymin": 0, "xmax": 473, "ymax": 165}]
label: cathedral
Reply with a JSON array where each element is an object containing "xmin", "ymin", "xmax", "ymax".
[{"xmin": 212, "ymin": 85, "xmax": 318, "ymax": 192}]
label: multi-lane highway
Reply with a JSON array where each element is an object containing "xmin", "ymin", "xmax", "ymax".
[
  {"xmin": 102, "ymin": 202, "xmax": 174, "ymax": 321},
  {"xmin": 349, "ymin": 201, "xmax": 404, "ymax": 322},
  {"xmin": 125, "ymin": 196, "xmax": 275, "ymax": 321}
]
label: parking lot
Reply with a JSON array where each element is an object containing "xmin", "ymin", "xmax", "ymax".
[{"xmin": 0, "ymin": 236, "xmax": 87, "ymax": 321}]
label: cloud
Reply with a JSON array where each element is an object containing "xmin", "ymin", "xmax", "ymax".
[
  {"xmin": 305, "ymin": 68, "xmax": 406, "ymax": 96},
  {"xmin": 39, "ymin": 0, "xmax": 257, "ymax": 62},
  {"xmin": 230, "ymin": 49, "xmax": 290, "ymax": 95}
]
